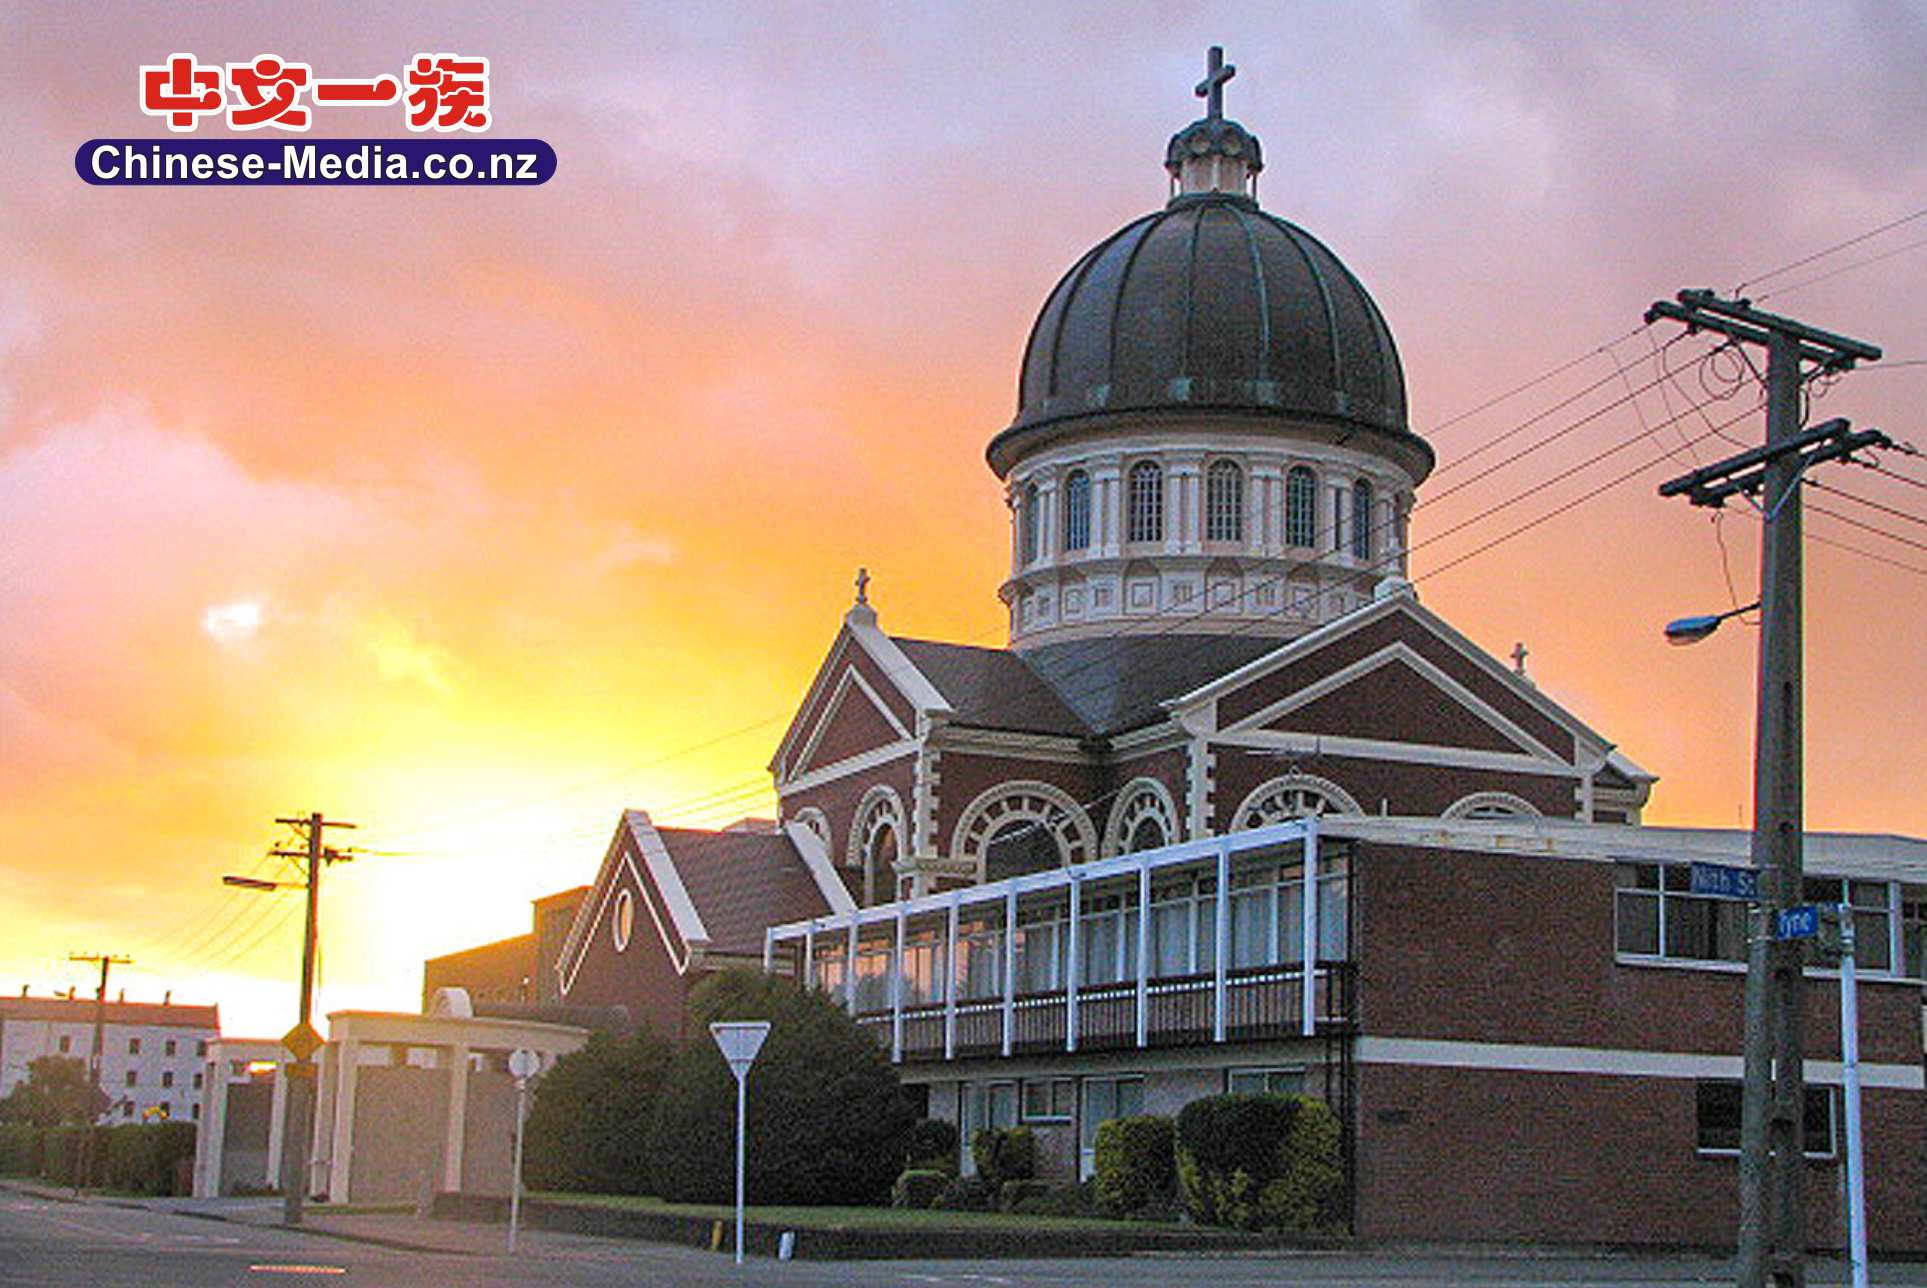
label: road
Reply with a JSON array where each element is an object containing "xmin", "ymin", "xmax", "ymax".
[{"xmin": 2, "ymin": 1193, "xmax": 1923, "ymax": 1287}]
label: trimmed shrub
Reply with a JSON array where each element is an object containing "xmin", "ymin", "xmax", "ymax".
[
  {"xmin": 890, "ymin": 1167, "xmax": 951, "ymax": 1209},
  {"xmin": 0, "ymin": 1124, "xmax": 42, "ymax": 1176},
  {"xmin": 969, "ymin": 1126, "xmax": 1035, "ymax": 1186},
  {"xmin": 101, "ymin": 1122, "xmax": 197, "ymax": 1195},
  {"xmin": 37, "ymin": 1125, "xmax": 105, "ymax": 1187},
  {"xmin": 1175, "ymin": 1093, "xmax": 1341, "ymax": 1232},
  {"xmin": 929, "ymin": 1175, "xmax": 995, "ymax": 1211},
  {"xmin": 646, "ymin": 969, "xmax": 917, "ymax": 1205},
  {"xmin": 1004, "ymin": 1179, "xmax": 1094, "ymax": 1217},
  {"xmin": 995, "ymin": 1178, "xmax": 1052, "ymax": 1212},
  {"xmin": 904, "ymin": 1117, "xmax": 960, "ymax": 1173},
  {"xmin": 1093, "ymin": 1114, "xmax": 1175, "ymax": 1217},
  {"xmin": 523, "ymin": 1028, "xmax": 674, "ymax": 1194}
]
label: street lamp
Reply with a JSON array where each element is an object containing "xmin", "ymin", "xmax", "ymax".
[
  {"xmin": 709, "ymin": 1021, "xmax": 770, "ymax": 1266},
  {"xmin": 1662, "ymin": 601, "xmax": 1760, "ymax": 646}
]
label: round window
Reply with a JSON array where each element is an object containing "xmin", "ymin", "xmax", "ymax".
[{"xmin": 612, "ymin": 888, "xmax": 635, "ymax": 952}]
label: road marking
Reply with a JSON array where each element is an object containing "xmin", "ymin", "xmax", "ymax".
[{"xmin": 247, "ymin": 1266, "xmax": 347, "ymax": 1276}]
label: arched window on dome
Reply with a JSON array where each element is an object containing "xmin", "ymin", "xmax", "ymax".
[
  {"xmin": 1206, "ymin": 460, "xmax": 1244, "ymax": 543},
  {"xmin": 1021, "ymin": 482, "xmax": 1040, "ymax": 565},
  {"xmin": 1064, "ymin": 470, "xmax": 1091, "ymax": 551},
  {"xmin": 1286, "ymin": 466, "xmax": 1316, "ymax": 548},
  {"xmin": 1351, "ymin": 479, "xmax": 1374, "ymax": 561},
  {"xmin": 1128, "ymin": 461, "xmax": 1164, "ymax": 544}
]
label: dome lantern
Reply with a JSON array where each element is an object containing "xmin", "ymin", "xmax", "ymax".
[{"xmin": 1165, "ymin": 46, "xmax": 1263, "ymax": 200}]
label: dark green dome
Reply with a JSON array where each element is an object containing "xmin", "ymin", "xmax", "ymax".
[{"xmin": 988, "ymin": 192, "xmax": 1430, "ymax": 481}]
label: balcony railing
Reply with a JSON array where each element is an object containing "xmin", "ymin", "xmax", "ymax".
[{"xmin": 768, "ymin": 818, "xmax": 1356, "ymax": 1064}]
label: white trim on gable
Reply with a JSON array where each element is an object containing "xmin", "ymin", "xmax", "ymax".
[
  {"xmin": 784, "ymin": 819, "xmax": 857, "ymax": 916},
  {"xmin": 1167, "ymin": 590, "xmax": 1636, "ymax": 776},
  {"xmin": 1221, "ymin": 641, "xmax": 1568, "ymax": 765},
  {"xmin": 768, "ymin": 605, "xmax": 954, "ymax": 780},
  {"xmin": 556, "ymin": 810, "xmax": 713, "ymax": 996},
  {"xmin": 790, "ymin": 666, "xmax": 911, "ymax": 779},
  {"xmin": 779, "ymin": 739, "xmax": 919, "ymax": 796}
]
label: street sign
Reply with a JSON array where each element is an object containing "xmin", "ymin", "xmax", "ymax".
[
  {"xmin": 507, "ymin": 1048, "xmax": 540, "ymax": 1080},
  {"xmin": 1689, "ymin": 862, "xmax": 1761, "ymax": 901},
  {"xmin": 710, "ymin": 1021, "xmax": 770, "ymax": 1079},
  {"xmin": 1776, "ymin": 905, "xmax": 1819, "ymax": 940},
  {"xmin": 281, "ymin": 1021, "xmax": 324, "ymax": 1062}
]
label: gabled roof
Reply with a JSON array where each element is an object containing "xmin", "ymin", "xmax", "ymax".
[
  {"xmin": 555, "ymin": 810, "xmax": 835, "ymax": 991},
  {"xmin": 891, "ymin": 638, "xmax": 1093, "ymax": 736},
  {"xmin": 769, "ymin": 602, "xmax": 953, "ymax": 776},
  {"xmin": 1021, "ymin": 634, "xmax": 1283, "ymax": 735}
]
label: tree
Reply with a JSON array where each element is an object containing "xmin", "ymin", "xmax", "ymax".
[
  {"xmin": 647, "ymin": 969, "xmax": 917, "ymax": 1205},
  {"xmin": 521, "ymin": 1028, "xmax": 673, "ymax": 1193},
  {"xmin": 0, "ymin": 1056, "xmax": 107, "ymax": 1127}
]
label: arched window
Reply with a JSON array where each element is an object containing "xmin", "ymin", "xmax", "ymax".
[
  {"xmin": 953, "ymin": 780, "xmax": 1098, "ymax": 881},
  {"xmin": 1351, "ymin": 479, "xmax": 1373, "ymax": 561},
  {"xmin": 1286, "ymin": 466, "xmax": 1316, "ymax": 548},
  {"xmin": 1063, "ymin": 470, "xmax": 1091, "ymax": 551},
  {"xmin": 1127, "ymin": 461, "xmax": 1163, "ymax": 544},
  {"xmin": 848, "ymin": 786, "xmax": 906, "ymax": 907},
  {"xmin": 1205, "ymin": 460, "xmax": 1244, "ymax": 542},
  {"xmin": 1231, "ymin": 774, "xmax": 1364, "ymax": 831},
  {"xmin": 1021, "ymin": 482, "xmax": 1040, "ymax": 564},
  {"xmin": 1102, "ymin": 778, "xmax": 1180, "ymax": 857},
  {"xmin": 866, "ymin": 820, "xmax": 899, "ymax": 906},
  {"xmin": 984, "ymin": 820, "xmax": 1061, "ymax": 883}
]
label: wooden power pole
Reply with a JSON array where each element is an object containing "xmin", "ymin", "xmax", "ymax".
[
  {"xmin": 1649, "ymin": 290, "xmax": 1884, "ymax": 1288},
  {"xmin": 66, "ymin": 951, "xmax": 132, "ymax": 1190},
  {"xmin": 267, "ymin": 812, "xmax": 354, "ymax": 1226}
]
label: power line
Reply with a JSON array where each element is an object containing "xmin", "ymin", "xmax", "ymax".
[
  {"xmin": 1806, "ymin": 480, "xmax": 1927, "ymax": 530},
  {"xmin": 1424, "ymin": 325, "xmax": 1650, "ymax": 442},
  {"xmin": 1757, "ymin": 231, "xmax": 1927, "ymax": 303},
  {"xmin": 1735, "ymin": 206, "xmax": 1927, "ymax": 295},
  {"xmin": 1805, "ymin": 501, "xmax": 1927, "ymax": 554}
]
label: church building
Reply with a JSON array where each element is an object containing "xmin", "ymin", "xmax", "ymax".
[{"xmin": 436, "ymin": 52, "xmax": 1927, "ymax": 1249}]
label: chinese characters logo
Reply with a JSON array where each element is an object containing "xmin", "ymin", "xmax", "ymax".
[{"xmin": 140, "ymin": 53, "xmax": 491, "ymax": 133}]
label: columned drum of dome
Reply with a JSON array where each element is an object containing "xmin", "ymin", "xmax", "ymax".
[{"xmin": 993, "ymin": 50, "xmax": 1434, "ymax": 651}]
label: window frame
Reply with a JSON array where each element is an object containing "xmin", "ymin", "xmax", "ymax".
[
  {"xmin": 1127, "ymin": 460, "xmax": 1164, "ymax": 544},
  {"xmin": 1286, "ymin": 466, "xmax": 1316, "ymax": 548},
  {"xmin": 1063, "ymin": 469, "xmax": 1092, "ymax": 552},
  {"xmin": 1226, "ymin": 1066, "xmax": 1307, "ymax": 1097},
  {"xmin": 1205, "ymin": 459, "xmax": 1244, "ymax": 543},
  {"xmin": 1695, "ymin": 1079, "xmax": 1836, "ymax": 1160},
  {"xmin": 1022, "ymin": 1077, "xmax": 1075, "ymax": 1123},
  {"xmin": 1351, "ymin": 479, "xmax": 1374, "ymax": 561},
  {"xmin": 1021, "ymin": 481, "xmax": 1040, "ymax": 565}
]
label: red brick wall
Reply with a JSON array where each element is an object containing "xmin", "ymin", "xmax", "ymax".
[
  {"xmin": 934, "ymin": 750, "xmax": 1103, "ymax": 857},
  {"xmin": 1356, "ymin": 1062, "xmax": 1925, "ymax": 1252},
  {"xmin": 780, "ymin": 752, "xmax": 916, "ymax": 900},
  {"xmin": 1355, "ymin": 842, "xmax": 1922, "ymax": 1064},
  {"xmin": 1212, "ymin": 746, "xmax": 1576, "ymax": 828},
  {"xmin": 558, "ymin": 842, "xmax": 692, "ymax": 1041},
  {"xmin": 1215, "ymin": 610, "xmax": 1575, "ymax": 760},
  {"xmin": 1098, "ymin": 745, "xmax": 1190, "ymax": 845},
  {"xmin": 777, "ymin": 633, "xmax": 919, "ymax": 781}
]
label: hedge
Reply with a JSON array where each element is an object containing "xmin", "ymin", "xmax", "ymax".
[
  {"xmin": 969, "ymin": 1126, "xmax": 1035, "ymax": 1186},
  {"xmin": 904, "ymin": 1117, "xmax": 960, "ymax": 1173},
  {"xmin": 890, "ymin": 1167, "xmax": 951, "ymax": 1209},
  {"xmin": 1092, "ymin": 1114, "xmax": 1174, "ymax": 1216},
  {"xmin": 1174, "ymin": 1093, "xmax": 1341, "ymax": 1232},
  {"xmin": 0, "ymin": 1123, "xmax": 42, "ymax": 1176},
  {"xmin": 523, "ymin": 1029, "xmax": 674, "ymax": 1194}
]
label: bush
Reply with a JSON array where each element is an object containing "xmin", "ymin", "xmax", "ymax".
[
  {"xmin": 1093, "ymin": 1114, "xmax": 1175, "ymax": 1217},
  {"xmin": 101, "ymin": 1123, "xmax": 196, "ymax": 1195},
  {"xmin": 646, "ymin": 969, "xmax": 917, "ymax": 1205},
  {"xmin": 37, "ymin": 1125, "xmax": 105, "ymax": 1187},
  {"xmin": 930, "ymin": 1175, "xmax": 995, "ymax": 1211},
  {"xmin": 890, "ymin": 1167, "xmax": 951, "ymax": 1209},
  {"xmin": 523, "ymin": 1029, "xmax": 674, "ymax": 1194},
  {"xmin": 0, "ymin": 1056, "xmax": 107, "ymax": 1127},
  {"xmin": 1174, "ymin": 1094, "xmax": 1341, "ymax": 1232},
  {"xmin": 1002, "ymin": 1178, "xmax": 1093, "ymax": 1216},
  {"xmin": 0, "ymin": 1124, "xmax": 42, "ymax": 1176},
  {"xmin": 969, "ymin": 1126, "xmax": 1035, "ymax": 1186},
  {"xmin": 904, "ymin": 1117, "xmax": 960, "ymax": 1173}
]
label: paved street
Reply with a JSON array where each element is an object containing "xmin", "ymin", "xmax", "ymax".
[{"xmin": 2, "ymin": 1191, "xmax": 1924, "ymax": 1287}]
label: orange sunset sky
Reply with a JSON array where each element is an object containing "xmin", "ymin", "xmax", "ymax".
[{"xmin": 3, "ymin": 3, "xmax": 1924, "ymax": 1039}]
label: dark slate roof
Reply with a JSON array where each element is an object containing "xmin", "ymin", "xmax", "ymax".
[
  {"xmin": 891, "ymin": 632, "xmax": 1282, "ymax": 739},
  {"xmin": 892, "ymin": 637, "xmax": 1092, "ymax": 736},
  {"xmin": 1022, "ymin": 634, "xmax": 1283, "ymax": 735},
  {"xmin": 989, "ymin": 192, "xmax": 1431, "ymax": 483},
  {"xmin": 655, "ymin": 827, "xmax": 828, "ymax": 957}
]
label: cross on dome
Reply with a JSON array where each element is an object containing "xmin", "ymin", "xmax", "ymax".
[{"xmin": 1195, "ymin": 45, "xmax": 1235, "ymax": 120}]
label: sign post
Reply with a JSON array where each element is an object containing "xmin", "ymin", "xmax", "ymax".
[
  {"xmin": 506, "ymin": 1047, "xmax": 540, "ymax": 1253},
  {"xmin": 1836, "ymin": 906, "xmax": 1868, "ymax": 1288},
  {"xmin": 709, "ymin": 1021, "xmax": 770, "ymax": 1266}
]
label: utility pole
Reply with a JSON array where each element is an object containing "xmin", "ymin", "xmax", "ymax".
[
  {"xmin": 267, "ymin": 812, "xmax": 354, "ymax": 1226},
  {"xmin": 67, "ymin": 951, "xmax": 131, "ymax": 1192},
  {"xmin": 1649, "ymin": 290, "xmax": 1883, "ymax": 1288}
]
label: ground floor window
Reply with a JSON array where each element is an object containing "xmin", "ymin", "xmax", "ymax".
[
  {"xmin": 1695, "ymin": 1080, "xmax": 1836, "ymax": 1159},
  {"xmin": 1078, "ymin": 1075, "xmax": 1145, "ymax": 1177},
  {"xmin": 958, "ymin": 1080, "xmax": 1018, "ymax": 1175},
  {"xmin": 1022, "ymin": 1077, "xmax": 1073, "ymax": 1122},
  {"xmin": 1226, "ymin": 1066, "xmax": 1305, "ymax": 1096}
]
